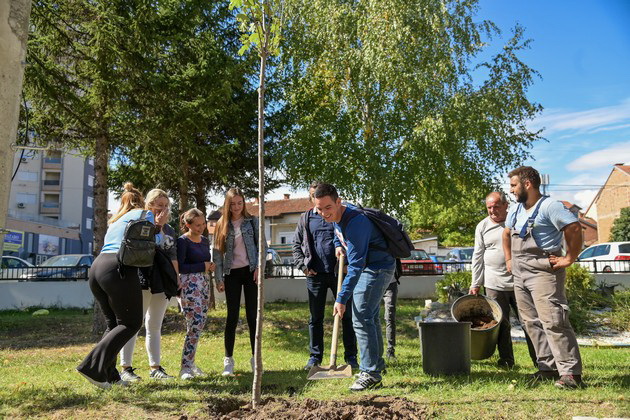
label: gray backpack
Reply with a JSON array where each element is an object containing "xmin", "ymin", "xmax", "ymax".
[{"xmin": 117, "ymin": 210, "xmax": 156, "ymax": 267}]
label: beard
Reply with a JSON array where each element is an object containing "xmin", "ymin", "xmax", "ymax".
[{"xmin": 515, "ymin": 188, "xmax": 528, "ymax": 203}]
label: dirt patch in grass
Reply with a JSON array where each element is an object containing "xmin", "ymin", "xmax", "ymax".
[{"xmin": 206, "ymin": 395, "xmax": 430, "ymax": 419}]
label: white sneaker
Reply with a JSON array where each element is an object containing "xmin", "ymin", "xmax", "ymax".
[
  {"xmin": 179, "ymin": 367, "xmax": 195, "ymax": 380},
  {"xmin": 190, "ymin": 364, "xmax": 207, "ymax": 377},
  {"xmin": 222, "ymin": 357, "xmax": 235, "ymax": 377}
]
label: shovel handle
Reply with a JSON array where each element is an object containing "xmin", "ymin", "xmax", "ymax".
[{"xmin": 329, "ymin": 254, "xmax": 345, "ymax": 367}]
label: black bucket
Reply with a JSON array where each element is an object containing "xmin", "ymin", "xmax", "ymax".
[
  {"xmin": 417, "ymin": 320, "xmax": 471, "ymax": 376},
  {"xmin": 451, "ymin": 295, "xmax": 502, "ymax": 360}
]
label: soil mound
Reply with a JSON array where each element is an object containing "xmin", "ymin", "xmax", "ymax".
[
  {"xmin": 207, "ymin": 395, "xmax": 429, "ymax": 419},
  {"xmin": 459, "ymin": 315, "xmax": 498, "ymax": 329}
]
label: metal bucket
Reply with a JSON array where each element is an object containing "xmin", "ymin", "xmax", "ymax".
[
  {"xmin": 417, "ymin": 320, "xmax": 471, "ymax": 376},
  {"xmin": 451, "ymin": 295, "xmax": 503, "ymax": 360}
]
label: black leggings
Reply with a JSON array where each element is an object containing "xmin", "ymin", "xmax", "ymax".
[
  {"xmin": 224, "ymin": 265, "xmax": 257, "ymax": 357},
  {"xmin": 77, "ymin": 253, "xmax": 143, "ymax": 382}
]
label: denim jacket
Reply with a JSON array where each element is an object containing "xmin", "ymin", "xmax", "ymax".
[{"xmin": 212, "ymin": 216, "xmax": 264, "ymax": 284}]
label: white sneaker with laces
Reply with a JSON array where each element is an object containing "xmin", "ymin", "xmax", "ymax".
[
  {"xmin": 222, "ymin": 357, "xmax": 235, "ymax": 377},
  {"xmin": 190, "ymin": 364, "xmax": 207, "ymax": 377},
  {"xmin": 349, "ymin": 371, "xmax": 382, "ymax": 391},
  {"xmin": 179, "ymin": 367, "xmax": 195, "ymax": 380},
  {"xmin": 120, "ymin": 367, "xmax": 142, "ymax": 382},
  {"xmin": 150, "ymin": 366, "xmax": 174, "ymax": 380}
]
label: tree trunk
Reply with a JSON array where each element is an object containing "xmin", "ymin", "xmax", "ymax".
[
  {"xmin": 92, "ymin": 133, "xmax": 110, "ymax": 334},
  {"xmin": 0, "ymin": 0, "xmax": 32, "ymax": 257},
  {"xmin": 179, "ymin": 159, "xmax": 189, "ymax": 213},
  {"xmin": 252, "ymin": 47, "xmax": 268, "ymax": 409}
]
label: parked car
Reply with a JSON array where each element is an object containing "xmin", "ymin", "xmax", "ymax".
[
  {"xmin": 401, "ymin": 249, "xmax": 436, "ymax": 274},
  {"xmin": 576, "ymin": 242, "xmax": 630, "ymax": 273},
  {"xmin": 0, "ymin": 256, "xmax": 34, "ymax": 280},
  {"xmin": 21, "ymin": 254, "xmax": 94, "ymax": 281},
  {"xmin": 444, "ymin": 247, "xmax": 474, "ymax": 272},
  {"xmin": 429, "ymin": 255, "xmax": 445, "ymax": 274}
]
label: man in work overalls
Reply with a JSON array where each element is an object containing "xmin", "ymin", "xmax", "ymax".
[{"xmin": 502, "ymin": 166, "xmax": 584, "ymax": 389}]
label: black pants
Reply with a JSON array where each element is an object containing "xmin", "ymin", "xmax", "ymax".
[
  {"xmin": 486, "ymin": 288, "xmax": 537, "ymax": 367},
  {"xmin": 77, "ymin": 253, "xmax": 143, "ymax": 382},
  {"xmin": 307, "ymin": 272, "xmax": 357, "ymax": 361},
  {"xmin": 224, "ymin": 265, "xmax": 257, "ymax": 357}
]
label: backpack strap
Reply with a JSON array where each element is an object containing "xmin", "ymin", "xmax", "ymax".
[{"xmin": 139, "ymin": 210, "xmax": 148, "ymax": 220}]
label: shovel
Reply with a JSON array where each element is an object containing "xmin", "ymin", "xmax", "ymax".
[{"xmin": 307, "ymin": 254, "xmax": 353, "ymax": 380}]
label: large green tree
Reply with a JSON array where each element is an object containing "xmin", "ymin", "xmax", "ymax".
[
  {"xmin": 610, "ymin": 207, "xmax": 630, "ymax": 242},
  {"xmin": 277, "ymin": 0, "xmax": 541, "ymax": 215},
  {"xmin": 107, "ymin": 0, "xmax": 277, "ymax": 214},
  {"xmin": 24, "ymin": 0, "xmax": 149, "ymax": 253}
]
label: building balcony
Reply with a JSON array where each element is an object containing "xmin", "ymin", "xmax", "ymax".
[
  {"xmin": 40, "ymin": 202, "xmax": 61, "ymax": 214},
  {"xmin": 42, "ymin": 179, "xmax": 61, "ymax": 191},
  {"xmin": 42, "ymin": 158, "xmax": 62, "ymax": 169}
]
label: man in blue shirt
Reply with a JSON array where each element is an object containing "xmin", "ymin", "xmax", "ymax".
[
  {"xmin": 312, "ymin": 183, "xmax": 395, "ymax": 391},
  {"xmin": 293, "ymin": 181, "xmax": 358, "ymax": 371},
  {"xmin": 502, "ymin": 166, "xmax": 584, "ymax": 389}
]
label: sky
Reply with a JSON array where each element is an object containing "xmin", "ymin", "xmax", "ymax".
[
  {"xmin": 477, "ymin": 0, "xmax": 630, "ymax": 212},
  {"xmin": 109, "ymin": 0, "xmax": 630, "ymax": 216}
]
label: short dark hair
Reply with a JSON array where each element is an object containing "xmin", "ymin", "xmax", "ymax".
[
  {"xmin": 314, "ymin": 183, "xmax": 339, "ymax": 201},
  {"xmin": 508, "ymin": 166, "xmax": 541, "ymax": 189}
]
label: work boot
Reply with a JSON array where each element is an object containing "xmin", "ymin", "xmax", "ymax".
[{"xmin": 555, "ymin": 375, "xmax": 585, "ymax": 390}]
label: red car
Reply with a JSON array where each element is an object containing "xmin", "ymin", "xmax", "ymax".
[{"xmin": 401, "ymin": 249, "xmax": 436, "ymax": 274}]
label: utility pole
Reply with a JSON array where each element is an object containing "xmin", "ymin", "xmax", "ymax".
[
  {"xmin": 541, "ymin": 174, "xmax": 550, "ymax": 196},
  {"xmin": 0, "ymin": 0, "xmax": 32, "ymax": 257}
]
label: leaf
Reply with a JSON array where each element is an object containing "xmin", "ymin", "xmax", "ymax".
[{"xmin": 238, "ymin": 44, "xmax": 250, "ymax": 56}]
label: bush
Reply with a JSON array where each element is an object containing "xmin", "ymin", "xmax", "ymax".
[
  {"xmin": 565, "ymin": 264, "xmax": 595, "ymax": 300},
  {"xmin": 609, "ymin": 289, "xmax": 630, "ymax": 331},
  {"xmin": 435, "ymin": 271, "xmax": 472, "ymax": 303}
]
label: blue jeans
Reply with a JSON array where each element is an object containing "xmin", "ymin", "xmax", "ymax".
[
  {"xmin": 307, "ymin": 273, "xmax": 357, "ymax": 361},
  {"xmin": 351, "ymin": 266, "xmax": 395, "ymax": 380}
]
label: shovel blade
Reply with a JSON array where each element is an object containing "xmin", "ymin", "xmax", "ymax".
[{"xmin": 306, "ymin": 364, "xmax": 353, "ymax": 380}]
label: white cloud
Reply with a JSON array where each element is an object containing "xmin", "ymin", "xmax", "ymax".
[
  {"xmin": 531, "ymin": 98, "xmax": 630, "ymax": 135},
  {"xmin": 567, "ymin": 141, "xmax": 630, "ymax": 171},
  {"xmin": 571, "ymin": 189, "xmax": 598, "ymax": 210}
]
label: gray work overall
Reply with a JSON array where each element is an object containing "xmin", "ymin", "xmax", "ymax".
[{"xmin": 510, "ymin": 202, "xmax": 582, "ymax": 375}]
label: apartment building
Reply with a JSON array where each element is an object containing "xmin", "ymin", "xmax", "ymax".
[{"xmin": 4, "ymin": 148, "xmax": 94, "ymax": 264}]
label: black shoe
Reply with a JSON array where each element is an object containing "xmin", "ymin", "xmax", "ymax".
[
  {"xmin": 304, "ymin": 357, "xmax": 321, "ymax": 371},
  {"xmin": 345, "ymin": 356, "xmax": 359, "ymax": 369},
  {"xmin": 497, "ymin": 359, "xmax": 515, "ymax": 369}
]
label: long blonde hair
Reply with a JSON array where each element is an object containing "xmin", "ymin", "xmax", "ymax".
[
  {"xmin": 213, "ymin": 188, "xmax": 252, "ymax": 253},
  {"xmin": 145, "ymin": 188, "xmax": 170, "ymax": 218},
  {"xmin": 109, "ymin": 182, "xmax": 145, "ymax": 224}
]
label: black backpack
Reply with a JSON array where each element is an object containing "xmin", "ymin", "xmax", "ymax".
[
  {"xmin": 117, "ymin": 210, "xmax": 156, "ymax": 267},
  {"xmin": 355, "ymin": 206, "xmax": 414, "ymax": 259}
]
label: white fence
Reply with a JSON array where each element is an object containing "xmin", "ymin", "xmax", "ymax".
[{"xmin": 1, "ymin": 274, "xmax": 629, "ymax": 310}]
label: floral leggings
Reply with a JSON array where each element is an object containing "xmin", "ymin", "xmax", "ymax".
[{"xmin": 178, "ymin": 272, "xmax": 209, "ymax": 368}]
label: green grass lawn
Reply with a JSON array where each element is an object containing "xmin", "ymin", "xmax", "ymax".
[{"xmin": 0, "ymin": 300, "xmax": 628, "ymax": 419}]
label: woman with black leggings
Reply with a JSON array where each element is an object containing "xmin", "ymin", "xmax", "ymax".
[
  {"xmin": 212, "ymin": 188, "xmax": 263, "ymax": 377},
  {"xmin": 76, "ymin": 183, "xmax": 154, "ymax": 389}
]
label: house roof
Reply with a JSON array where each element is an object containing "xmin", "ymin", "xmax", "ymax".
[
  {"xmin": 246, "ymin": 197, "xmax": 312, "ymax": 217},
  {"xmin": 561, "ymin": 201, "xmax": 582, "ymax": 211}
]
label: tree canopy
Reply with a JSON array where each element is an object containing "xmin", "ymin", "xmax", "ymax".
[
  {"xmin": 277, "ymin": 0, "xmax": 542, "ymax": 216},
  {"xmin": 610, "ymin": 207, "xmax": 630, "ymax": 242}
]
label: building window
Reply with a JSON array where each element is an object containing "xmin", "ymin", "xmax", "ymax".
[
  {"xmin": 86, "ymin": 218, "xmax": 92, "ymax": 230},
  {"xmin": 44, "ymin": 150, "xmax": 62, "ymax": 164},
  {"xmin": 87, "ymin": 197, "xmax": 93, "ymax": 208},
  {"xmin": 88, "ymin": 175, "xmax": 94, "ymax": 187},
  {"xmin": 17, "ymin": 171, "xmax": 38, "ymax": 182},
  {"xmin": 43, "ymin": 171, "xmax": 61, "ymax": 185}
]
